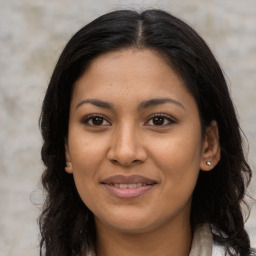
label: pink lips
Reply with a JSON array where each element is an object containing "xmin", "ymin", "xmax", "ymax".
[{"xmin": 101, "ymin": 175, "xmax": 157, "ymax": 199}]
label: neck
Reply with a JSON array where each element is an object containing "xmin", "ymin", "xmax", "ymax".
[{"xmin": 95, "ymin": 218, "xmax": 192, "ymax": 256}]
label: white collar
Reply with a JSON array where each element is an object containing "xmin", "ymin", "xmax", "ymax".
[
  {"xmin": 189, "ymin": 223, "xmax": 215, "ymax": 256},
  {"xmin": 189, "ymin": 223, "xmax": 231, "ymax": 256}
]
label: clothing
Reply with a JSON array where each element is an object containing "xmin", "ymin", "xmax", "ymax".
[
  {"xmin": 190, "ymin": 223, "xmax": 256, "ymax": 256},
  {"xmin": 189, "ymin": 223, "xmax": 227, "ymax": 255},
  {"xmin": 87, "ymin": 223, "xmax": 255, "ymax": 256}
]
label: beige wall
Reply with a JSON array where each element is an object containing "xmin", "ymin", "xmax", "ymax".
[{"xmin": 0, "ymin": 0, "xmax": 255, "ymax": 255}]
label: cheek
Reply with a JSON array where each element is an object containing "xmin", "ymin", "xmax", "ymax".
[
  {"xmin": 151, "ymin": 133, "xmax": 202, "ymax": 168},
  {"xmin": 68, "ymin": 134, "xmax": 108, "ymax": 201},
  {"xmin": 69, "ymin": 132, "xmax": 108, "ymax": 171},
  {"xmin": 149, "ymin": 132, "xmax": 202, "ymax": 190},
  {"xmin": 71, "ymin": 149, "xmax": 100, "ymax": 211}
]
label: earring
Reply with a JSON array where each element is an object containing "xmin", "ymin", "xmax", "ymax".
[
  {"xmin": 206, "ymin": 161, "xmax": 212, "ymax": 166},
  {"xmin": 66, "ymin": 163, "xmax": 71, "ymax": 167}
]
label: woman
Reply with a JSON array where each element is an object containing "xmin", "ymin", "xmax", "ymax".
[{"xmin": 39, "ymin": 9, "xmax": 255, "ymax": 256}]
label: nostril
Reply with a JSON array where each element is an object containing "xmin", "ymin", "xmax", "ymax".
[
  {"xmin": 110, "ymin": 159, "xmax": 119, "ymax": 164},
  {"xmin": 107, "ymin": 140, "xmax": 148, "ymax": 166},
  {"xmin": 110, "ymin": 158, "xmax": 141, "ymax": 167}
]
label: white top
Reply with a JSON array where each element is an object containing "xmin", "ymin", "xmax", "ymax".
[
  {"xmin": 87, "ymin": 223, "xmax": 255, "ymax": 256},
  {"xmin": 190, "ymin": 223, "xmax": 256, "ymax": 256}
]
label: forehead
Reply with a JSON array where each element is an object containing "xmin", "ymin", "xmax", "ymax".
[
  {"xmin": 71, "ymin": 48, "xmax": 197, "ymax": 113},
  {"xmin": 83, "ymin": 48, "xmax": 177, "ymax": 80}
]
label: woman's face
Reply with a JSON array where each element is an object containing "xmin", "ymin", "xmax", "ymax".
[{"xmin": 66, "ymin": 48, "xmax": 214, "ymax": 234}]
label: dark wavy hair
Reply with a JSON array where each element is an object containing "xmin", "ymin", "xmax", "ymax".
[{"xmin": 39, "ymin": 9, "xmax": 252, "ymax": 256}]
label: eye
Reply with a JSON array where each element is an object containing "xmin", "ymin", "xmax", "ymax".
[
  {"xmin": 146, "ymin": 114, "xmax": 175, "ymax": 126},
  {"xmin": 82, "ymin": 114, "xmax": 111, "ymax": 126}
]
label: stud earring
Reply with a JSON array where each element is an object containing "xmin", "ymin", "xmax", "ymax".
[{"xmin": 206, "ymin": 161, "xmax": 212, "ymax": 166}]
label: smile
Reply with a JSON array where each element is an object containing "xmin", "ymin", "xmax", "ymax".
[
  {"xmin": 101, "ymin": 175, "xmax": 157, "ymax": 199},
  {"xmin": 112, "ymin": 183, "xmax": 148, "ymax": 188}
]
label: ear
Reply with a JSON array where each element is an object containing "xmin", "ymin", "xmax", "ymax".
[
  {"xmin": 65, "ymin": 143, "xmax": 73, "ymax": 174},
  {"xmin": 200, "ymin": 120, "xmax": 221, "ymax": 171}
]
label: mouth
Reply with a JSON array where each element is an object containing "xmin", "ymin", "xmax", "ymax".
[
  {"xmin": 101, "ymin": 175, "xmax": 157, "ymax": 199},
  {"xmin": 110, "ymin": 183, "xmax": 151, "ymax": 189}
]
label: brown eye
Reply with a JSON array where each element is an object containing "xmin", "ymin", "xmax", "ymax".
[
  {"xmin": 91, "ymin": 116, "xmax": 104, "ymax": 125},
  {"xmin": 146, "ymin": 114, "xmax": 175, "ymax": 126},
  {"xmin": 82, "ymin": 115, "xmax": 111, "ymax": 126},
  {"xmin": 152, "ymin": 116, "xmax": 165, "ymax": 125}
]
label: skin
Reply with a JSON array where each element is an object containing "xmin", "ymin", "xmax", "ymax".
[{"xmin": 65, "ymin": 48, "xmax": 220, "ymax": 256}]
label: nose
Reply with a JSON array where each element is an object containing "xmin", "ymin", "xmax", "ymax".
[{"xmin": 107, "ymin": 123, "xmax": 147, "ymax": 167}]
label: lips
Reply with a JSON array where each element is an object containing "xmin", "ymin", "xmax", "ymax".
[
  {"xmin": 101, "ymin": 174, "xmax": 156, "ymax": 184},
  {"xmin": 101, "ymin": 175, "xmax": 157, "ymax": 199},
  {"xmin": 113, "ymin": 183, "xmax": 146, "ymax": 188}
]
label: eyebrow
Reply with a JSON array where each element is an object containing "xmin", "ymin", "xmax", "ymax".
[
  {"xmin": 139, "ymin": 98, "xmax": 185, "ymax": 110},
  {"xmin": 76, "ymin": 98, "xmax": 184, "ymax": 110},
  {"xmin": 76, "ymin": 99, "xmax": 114, "ymax": 109}
]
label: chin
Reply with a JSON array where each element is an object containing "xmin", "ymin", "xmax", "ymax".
[
  {"xmin": 95, "ymin": 210, "xmax": 166, "ymax": 234},
  {"xmin": 108, "ymin": 220, "xmax": 156, "ymax": 234}
]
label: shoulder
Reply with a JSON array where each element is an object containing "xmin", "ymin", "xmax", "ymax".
[
  {"xmin": 249, "ymin": 248, "xmax": 256, "ymax": 255},
  {"xmin": 212, "ymin": 242, "xmax": 233, "ymax": 256},
  {"xmin": 212, "ymin": 242, "xmax": 226, "ymax": 255},
  {"xmin": 191, "ymin": 223, "xmax": 256, "ymax": 256},
  {"xmin": 212, "ymin": 242, "xmax": 256, "ymax": 256}
]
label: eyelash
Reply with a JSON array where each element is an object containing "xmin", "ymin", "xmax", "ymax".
[
  {"xmin": 81, "ymin": 114, "xmax": 176, "ymax": 127},
  {"xmin": 146, "ymin": 114, "xmax": 176, "ymax": 126},
  {"xmin": 81, "ymin": 114, "xmax": 111, "ymax": 126}
]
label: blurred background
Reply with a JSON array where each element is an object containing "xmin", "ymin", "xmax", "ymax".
[{"xmin": 0, "ymin": 0, "xmax": 255, "ymax": 255}]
